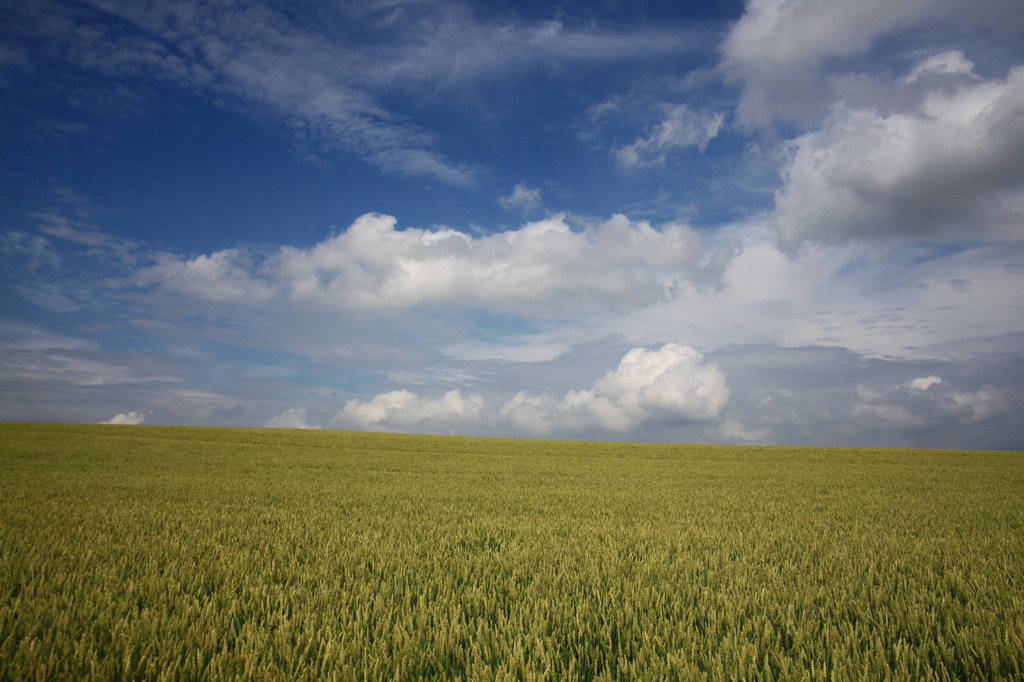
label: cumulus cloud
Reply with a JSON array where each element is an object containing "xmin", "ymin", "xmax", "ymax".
[
  {"xmin": 498, "ymin": 183, "xmax": 543, "ymax": 213},
  {"xmin": 93, "ymin": 212, "xmax": 725, "ymax": 315},
  {"xmin": 263, "ymin": 408, "xmax": 320, "ymax": 429},
  {"xmin": 721, "ymin": 0, "xmax": 923, "ymax": 124},
  {"xmin": 853, "ymin": 375, "xmax": 1012, "ymax": 429},
  {"xmin": 719, "ymin": 0, "xmax": 1023, "ymax": 125},
  {"xmin": 326, "ymin": 344, "xmax": 727, "ymax": 438},
  {"xmin": 284, "ymin": 213, "xmax": 719, "ymax": 312},
  {"xmin": 333, "ymin": 389, "xmax": 484, "ymax": 434},
  {"xmin": 102, "ymin": 410, "xmax": 145, "ymax": 425},
  {"xmin": 772, "ymin": 59, "xmax": 1024, "ymax": 252},
  {"xmin": 708, "ymin": 345, "xmax": 1024, "ymax": 448},
  {"xmin": 501, "ymin": 343, "xmax": 729, "ymax": 436},
  {"xmin": 616, "ymin": 105, "xmax": 724, "ymax": 168},
  {"xmin": 907, "ymin": 375, "xmax": 942, "ymax": 391}
]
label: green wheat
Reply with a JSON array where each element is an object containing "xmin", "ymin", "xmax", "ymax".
[{"xmin": 1, "ymin": 423, "xmax": 1021, "ymax": 680}]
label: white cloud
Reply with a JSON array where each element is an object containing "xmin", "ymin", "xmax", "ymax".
[
  {"xmin": 266, "ymin": 212, "xmax": 718, "ymax": 314},
  {"xmin": 102, "ymin": 410, "xmax": 145, "ymax": 425},
  {"xmin": 721, "ymin": 0, "xmax": 927, "ymax": 124},
  {"xmin": 15, "ymin": 204, "xmax": 1021, "ymax": 382},
  {"xmin": 707, "ymin": 345, "xmax": 1024, "ymax": 448},
  {"xmin": 711, "ymin": 419, "xmax": 773, "ymax": 445},
  {"xmin": 593, "ymin": 344, "xmax": 729, "ymax": 421},
  {"xmin": 904, "ymin": 50, "xmax": 976, "ymax": 84},
  {"xmin": 500, "ymin": 343, "xmax": 729, "ymax": 436},
  {"xmin": 326, "ymin": 344, "xmax": 727, "ymax": 438},
  {"xmin": 166, "ymin": 250, "xmax": 278, "ymax": 303},
  {"xmin": 73, "ymin": 207, "xmax": 1022, "ymax": 369},
  {"xmin": 907, "ymin": 375, "xmax": 942, "ymax": 391},
  {"xmin": 719, "ymin": 0, "xmax": 1024, "ymax": 125},
  {"xmin": 599, "ymin": 218, "xmax": 1024, "ymax": 362},
  {"xmin": 616, "ymin": 105, "xmax": 724, "ymax": 168},
  {"xmin": 263, "ymin": 408, "xmax": 320, "ymax": 429},
  {"xmin": 772, "ymin": 60, "xmax": 1024, "ymax": 252},
  {"xmin": 498, "ymin": 183, "xmax": 543, "ymax": 213},
  {"xmin": 333, "ymin": 389, "xmax": 484, "ymax": 434},
  {"xmin": 853, "ymin": 375, "xmax": 1011, "ymax": 429},
  {"xmin": 586, "ymin": 95, "xmax": 623, "ymax": 123}
]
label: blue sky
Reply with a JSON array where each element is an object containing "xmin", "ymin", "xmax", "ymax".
[{"xmin": 2, "ymin": 0, "xmax": 1023, "ymax": 448}]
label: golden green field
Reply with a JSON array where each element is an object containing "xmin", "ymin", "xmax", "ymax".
[{"xmin": 1, "ymin": 422, "xmax": 1022, "ymax": 680}]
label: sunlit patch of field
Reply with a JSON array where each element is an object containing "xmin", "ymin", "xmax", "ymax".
[{"xmin": 1, "ymin": 422, "xmax": 1022, "ymax": 680}]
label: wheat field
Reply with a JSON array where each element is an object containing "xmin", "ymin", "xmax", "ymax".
[{"xmin": 1, "ymin": 422, "xmax": 1022, "ymax": 680}]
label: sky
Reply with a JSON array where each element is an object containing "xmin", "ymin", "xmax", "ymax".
[{"xmin": 1, "ymin": 0, "xmax": 1023, "ymax": 449}]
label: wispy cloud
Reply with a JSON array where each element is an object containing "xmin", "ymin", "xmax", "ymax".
[
  {"xmin": 498, "ymin": 182, "xmax": 543, "ymax": 213},
  {"xmin": 0, "ymin": 322, "xmax": 95, "ymax": 353},
  {"xmin": 616, "ymin": 105, "xmax": 725, "ymax": 168},
  {"xmin": 8, "ymin": 0, "xmax": 702, "ymax": 187},
  {"xmin": 0, "ymin": 231, "xmax": 61, "ymax": 270},
  {"xmin": 9, "ymin": 1, "xmax": 475, "ymax": 185},
  {"xmin": 352, "ymin": 9, "xmax": 706, "ymax": 88}
]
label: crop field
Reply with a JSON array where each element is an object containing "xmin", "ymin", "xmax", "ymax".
[{"xmin": 1, "ymin": 423, "xmax": 1023, "ymax": 680}]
